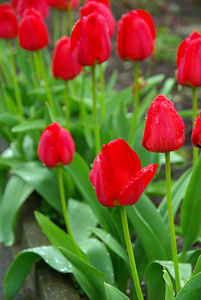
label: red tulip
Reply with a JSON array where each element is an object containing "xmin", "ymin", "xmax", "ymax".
[
  {"xmin": 142, "ymin": 94, "xmax": 185, "ymax": 153},
  {"xmin": 117, "ymin": 9, "xmax": 156, "ymax": 61},
  {"xmin": 38, "ymin": 122, "xmax": 75, "ymax": 168},
  {"xmin": 52, "ymin": 36, "xmax": 83, "ymax": 81},
  {"xmin": 18, "ymin": 7, "xmax": 49, "ymax": 51},
  {"xmin": 176, "ymin": 30, "xmax": 201, "ymax": 87},
  {"xmin": 84, "ymin": 0, "xmax": 111, "ymax": 10},
  {"xmin": 12, "ymin": 0, "xmax": 49, "ymax": 18},
  {"xmin": 48, "ymin": 0, "xmax": 80, "ymax": 10},
  {"xmin": 70, "ymin": 12, "xmax": 111, "ymax": 66},
  {"xmin": 191, "ymin": 110, "xmax": 201, "ymax": 148},
  {"xmin": 0, "ymin": 3, "xmax": 18, "ymax": 39},
  {"xmin": 89, "ymin": 138, "xmax": 157, "ymax": 207},
  {"xmin": 80, "ymin": 1, "xmax": 115, "ymax": 37}
]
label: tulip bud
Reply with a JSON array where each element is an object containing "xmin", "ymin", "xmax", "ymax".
[
  {"xmin": 52, "ymin": 36, "xmax": 83, "ymax": 81},
  {"xmin": 176, "ymin": 30, "xmax": 201, "ymax": 87},
  {"xmin": 0, "ymin": 3, "xmax": 18, "ymax": 39},
  {"xmin": 48, "ymin": 0, "xmax": 80, "ymax": 10},
  {"xmin": 18, "ymin": 8, "xmax": 49, "ymax": 51},
  {"xmin": 191, "ymin": 110, "xmax": 201, "ymax": 148},
  {"xmin": 80, "ymin": 1, "xmax": 116, "ymax": 37},
  {"xmin": 142, "ymin": 94, "xmax": 185, "ymax": 153},
  {"xmin": 117, "ymin": 9, "xmax": 156, "ymax": 61},
  {"xmin": 12, "ymin": 0, "xmax": 49, "ymax": 19},
  {"xmin": 38, "ymin": 122, "xmax": 75, "ymax": 168},
  {"xmin": 84, "ymin": 0, "xmax": 111, "ymax": 10},
  {"xmin": 70, "ymin": 12, "xmax": 111, "ymax": 66},
  {"xmin": 89, "ymin": 138, "xmax": 157, "ymax": 207}
]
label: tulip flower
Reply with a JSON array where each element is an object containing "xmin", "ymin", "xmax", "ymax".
[
  {"xmin": 117, "ymin": 9, "xmax": 156, "ymax": 61},
  {"xmin": 176, "ymin": 30, "xmax": 201, "ymax": 87},
  {"xmin": 80, "ymin": 1, "xmax": 116, "ymax": 37},
  {"xmin": 12, "ymin": 0, "xmax": 49, "ymax": 19},
  {"xmin": 18, "ymin": 7, "xmax": 49, "ymax": 51},
  {"xmin": 38, "ymin": 122, "xmax": 75, "ymax": 168},
  {"xmin": 0, "ymin": 3, "xmax": 18, "ymax": 39},
  {"xmin": 52, "ymin": 37, "xmax": 83, "ymax": 81},
  {"xmin": 191, "ymin": 110, "xmax": 201, "ymax": 148},
  {"xmin": 48, "ymin": 0, "xmax": 79, "ymax": 10},
  {"xmin": 84, "ymin": 0, "xmax": 111, "ymax": 10},
  {"xmin": 89, "ymin": 138, "xmax": 157, "ymax": 207},
  {"xmin": 142, "ymin": 94, "xmax": 185, "ymax": 153},
  {"xmin": 71, "ymin": 12, "xmax": 111, "ymax": 66}
]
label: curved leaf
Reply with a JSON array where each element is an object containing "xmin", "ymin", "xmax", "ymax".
[
  {"xmin": 175, "ymin": 272, "xmax": 201, "ymax": 300},
  {"xmin": 104, "ymin": 283, "xmax": 130, "ymax": 300}
]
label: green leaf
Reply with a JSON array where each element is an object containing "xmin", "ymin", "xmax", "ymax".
[
  {"xmin": 11, "ymin": 161, "xmax": 62, "ymax": 213},
  {"xmin": 175, "ymin": 272, "xmax": 201, "ymax": 300},
  {"xmin": 146, "ymin": 260, "xmax": 191, "ymax": 300},
  {"xmin": 4, "ymin": 245, "xmax": 72, "ymax": 300},
  {"xmin": 59, "ymin": 247, "xmax": 107, "ymax": 300},
  {"xmin": 68, "ymin": 199, "xmax": 98, "ymax": 243},
  {"xmin": 163, "ymin": 269, "xmax": 175, "ymax": 300},
  {"xmin": 181, "ymin": 155, "xmax": 201, "ymax": 250},
  {"xmin": 0, "ymin": 175, "xmax": 33, "ymax": 246},
  {"xmin": 11, "ymin": 119, "xmax": 46, "ymax": 133},
  {"xmin": 91, "ymin": 227, "xmax": 129, "ymax": 266},
  {"xmin": 104, "ymin": 283, "xmax": 130, "ymax": 300},
  {"xmin": 191, "ymin": 255, "xmax": 201, "ymax": 277},
  {"xmin": 158, "ymin": 167, "xmax": 192, "ymax": 224},
  {"xmin": 35, "ymin": 211, "xmax": 88, "ymax": 262},
  {"xmin": 127, "ymin": 194, "xmax": 172, "ymax": 261},
  {"xmin": 79, "ymin": 238, "xmax": 114, "ymax": 285},
  {"xmin": 160, "ymin": 78, "xmax": 175, "ymax": 97}
]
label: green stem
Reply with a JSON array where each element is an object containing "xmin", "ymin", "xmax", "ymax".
[
  {"xmin": 80, "ymin": 68, "xmax": 86, "ymax": 123},
  {"xmin": 99, "ymin": 63, "xmax": 106, "ymax": 121},
  {"xmin": 57, "ymin": 167, "xmax": 81, "ymax": 258},
  {"xmin": 54, "ymin": 9, "xmax": 60, "ymax": 46},
  {"xmin": 28, "ymin": 52, "xmax": 37, "ymax": 88},
  {"xmin": 129, "ymin": 61, "xmax": 139, "ymax": 146},
  {"xmin": 35, "ymin": 51, "xmax": 56, "ymax": 118},
  {"xmin": 91, "ymin": 64, "xmax": 101, "ymax": 154},
  {"xmin": 33, "ymin": 51, "xmax": 41, "ymax": 84},
  {"xmin": 65, "ymin": 81, "xmax": 69, "ymax": 130},
  {"xmin": 120, "ymin": 206, "xmax": 144, "ymax": 300},
  {"xmin": 165, "ymin": 152, "xmax": 181, "ymax": 293},
  {"xmin": 192, "ymin": 87, "xmax": 198, "ymax": 166},
  {"xmin": 67, "ymin": 0, "xmax": 73, "ymax": 34},
  {"xmin": 7, "ymin": 40, "xmax": 23, "ymax": 117}
]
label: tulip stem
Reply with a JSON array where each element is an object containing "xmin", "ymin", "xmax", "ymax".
[
  {"xmin": 99, "ymin": 63, "xmax": 106, "ymax": 121},
  {"xmin": 35, "ymin": 50, "xmax": 56, "ymax": 118},
  {"xmin": 7, "ymin": 40, "xmax": 24, "ymax": 118},
  {"xmin": 65, "ymin": 81, "xmax": 69, "ymax": 130},
  {"xmin": 192, "ymin": 87, "xmax": 198, "ymax": 166},
  {"xmin": 67, "ymin": 0, "xmax": 73, "ymax": 34},
  {"xmin": 57, "ymin": 166, "xmax": 82, "ymax": 258},
  {"xmin": 120, "ymin": 206, "xmax": 144, "ymax": 300},
  {"xmin": 91, "ymin": 64, "xmax": 101, "ymax": 154},
  {"xmin": 129, "ymin": 61, "xmax": 139, "ymax": 147},
  {"xmin": 54, "ymin": 9, "xmax": 60, "ymax": 46},
  {"xmin": 165, "ymin": 152, "xmax": 181, "ymax": 293}
]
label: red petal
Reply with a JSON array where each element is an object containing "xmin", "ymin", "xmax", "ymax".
[
  {"xmin": 57, "ymin": 128, "xmax": 75, "ymax": 165},
  {"xmin": 38, "ymin": 130, "xmax": 58, "ymax": 168},
  {"xmin": 118, "ymin": 163, "xmax": 157, "ymax": 206}
]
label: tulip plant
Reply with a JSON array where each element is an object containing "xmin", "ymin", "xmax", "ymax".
[{"xmin": 0, "ymin": 1, "xmax": 201, "ymax": 300}]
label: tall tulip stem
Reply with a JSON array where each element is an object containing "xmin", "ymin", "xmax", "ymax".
[
  {"xmin": 65, "ymin": 81, "xmax": 69, "ymax": 130},
  {"xmin": 35, "ymin": 51, "xmax": 56, "ymax": 118},
  {"xmin": 165, "ymin": 152, "xmax": 181, "ymax": 293},
  {"xmin": 54, "ymin": 9, "xmax": 60, "ymax": 46},
  {"xmin": 129, "ymin": 61, "xmax": 139, "ymax": 146},
  {"xmin": 91, "ymin": 64, "xmax": 101, "ymax": 154},
  {"xmin": 192, "ymin": 87, "xmax": 198, "ymax": 166},
  {"xmin": 99, "ymin": 63, "xmax": 106, "ymax": 121},
  {"xmin": 120, "ymin": 206, "xmax": 144, "ymax": 300},
  {"xmin": 57, "ymin": 166, "xmax": 81, "ymax": 258},
  {"xmin": 7, "ymin": 40, "xmax": 23, "ymax": 117}
]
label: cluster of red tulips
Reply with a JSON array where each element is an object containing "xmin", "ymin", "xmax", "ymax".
[{"xmin": 1, "ymin": 1, "xmax": 201, "ymax": 300}]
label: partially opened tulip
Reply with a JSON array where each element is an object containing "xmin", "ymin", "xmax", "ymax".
[
  {"xmin": 89, "ymin": 138, "xmax": 157, "ymax": 207},
  {"xmin": 142, "ymin": 94, "xmax": 184, "ymax": 293},
  {"xmin": 191, "ymin": 110, "xmax": 201, "ymax": 148},
  {"xmin": 90, "ymin": 138, "xmax": 156, "ymax": 300},
  {"xmin": 12, "ymin": 0, "xmax": 49, "ymax": 18},
  {"xmin": 84, "ymin": 0, "xmax": 111, "ymax": 10},
  {"xmin": 18, "ymin": 7, "xmax": 49, "ymax": 51},
  {"xmin": 142, "ymin": 94, "xmax": 185, "ymax": 153},
  {"xmin": 80, "ymin": 1, "xmax": 116, "ymax": 37},
  {"xmin": 38, "ymin": 122, "xmax": 75, "ymax": 168},
  {"xmin": 0, "ymin": 3, "xmax": 18, "ymax": 39}
]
